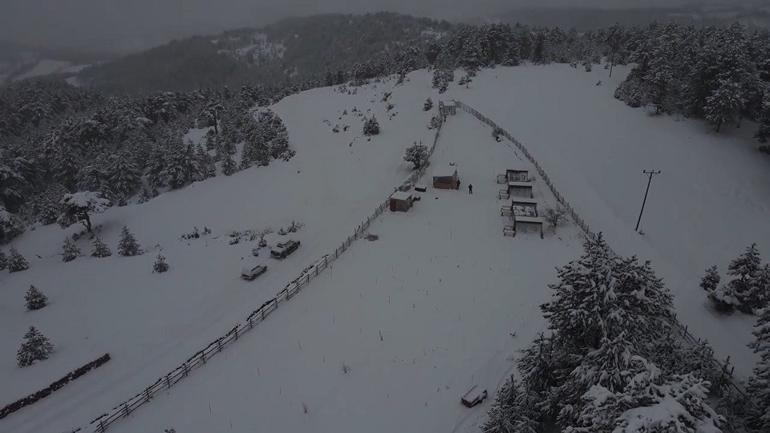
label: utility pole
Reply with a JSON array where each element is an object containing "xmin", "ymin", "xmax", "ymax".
[{"xmin": 635, "ymin": 170, "xmax": 661, "ymax": 233}]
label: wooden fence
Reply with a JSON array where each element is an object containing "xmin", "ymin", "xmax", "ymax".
[
  {"xmin": 453, "ymin": 99, "xmax": 747, "ymax": 399},
  {"xmin": 84, "ymin": 106, "xmax": 448, "ymax": 433}
]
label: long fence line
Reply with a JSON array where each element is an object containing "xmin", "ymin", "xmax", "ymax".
[
  {"xmin": 83, "ymin": 106, "xmax": 448, "ymax": 433},
  {"xmin": 453, "ymin": 100, "xmax": 747, "ymax": 399}
]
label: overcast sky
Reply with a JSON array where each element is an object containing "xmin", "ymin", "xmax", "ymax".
[{"xmin": 0, "ymin": 0, "xmax": 749, "ymax": 54}]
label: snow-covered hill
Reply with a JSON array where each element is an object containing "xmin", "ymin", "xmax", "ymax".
[{"xmin": 2, "ymin": 63, "xmax": 769, "ymax": 433}]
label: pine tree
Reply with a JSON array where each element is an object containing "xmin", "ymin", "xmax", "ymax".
[
  {"xmin": 701, "ymin": 265, "xmax": 721, "ymax": 292},
  {"xmin": 62, "ymin": 237, "xmax": 80, "ymax": 262},
  {"xmin": 107, "ymin": 152, "xmax": 141, "ymax": 205},
  {"xmin": 163, "ymin": 141, "xmax": 201, "ymax": 189},
  {"xmin": 153, "ymin": 254, "xmax": 169, "ymax": 273},
  {"xmin": 704, "ymin": 79, "xmax": 745, "ymax": 133},
  {"xmin": 747, "ymin": 307, "xmax": 770, "ymax": 431},
  {"xmin": 7, "ymin": 247, "xmax": 29, "ymax": 272},
  {"xmin": 117, "ymin": 226, "xmax": 142, "ymax": 256},
  {"xmin": 222, "ymin": 151, "xmax": 237, "ymax": 176},
  {"xmin": 0, "ymin": 249, "xmax": 6, "ymax": 271},
  {"xmin": 91, "ymin": 236, "xmax": 112, "ymax": 258},
  {"xmin": 25, "ymin": 285, "xmax": 48, "ymax": 310},
  {"xmin": 482, "ymin": 376, "xmax": 538, "ymax": 433},
  {"xmin": 757, "ymin": 90, "xmax": 770, "ymax": 143},
  {"xmin": 363, "ymin": 116, "xmax": 380, "ymax": 136},
  {"xmin": 403, "ymin": 143, "xmax": 429, "ymax": 169},
  {"xmin": 17, "ymin": 326, "xmax": 54, "ymax": 367},
  {"xmin": 726, "ymin": 243, "xmax": 763, "ymax": 313}
]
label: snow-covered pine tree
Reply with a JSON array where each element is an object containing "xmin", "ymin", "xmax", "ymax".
[
  {"xmin": 704, "ymin": 79, "xmax": 745, "ymax": 133},
  {"xmin": 117, "ymin": 226, "xmax": 142, "ymax": 256},
  {"xmin": 423, "ymin": 98, "xmax": 433, "ymax": 111},
  {"xmin": 25, "ymin": 285, "xmax": 48, "ymax": 310},
  {"xmin": 403, "ymin": 143, "xmax": 429, "ymax": 169},
  {"xmin": 701, "ymin": 265, "xmax": 721, "ymax": 292},
  {"xmin": 726, "ymin": 243, "xmax": 763, "ymax": 313},
  {"xmin": 106, "ymin": 152, "xmax": 141, "ymax": 205},
  {"xmin": 7, "ymin": 247, "xmax": 29, "ymax": 272},
  {"xmin": 17, "ymin": 326, "xmax": 54, "ymax": 367},
  {"xmin": 62, "ymin": 237, "xmax": 80, "ymax": 262},
  {"xmin": 0, "ymin": 205, "xmax": 24, "ymax": 243},
  {"xmin": 747, "ymin": 307, "xmax": 770, "ymax": 431},
  {"xmin": 363, "ymin": 116, "xmax": 380, "ymax": 136},
  {"xmin": 195, "ymin": 145, "xmax": 216, "ymax": 180},
  {"xmin": 163, "ymin": 141, "xmax": 201, "ymax": 189},
  {"xmin": 0, "ymin": 248, "xmax": 6, "ymax": 270},
  {"xmin": 482, "ymin": 375, "xmax": 538, "ymax": 433},
  {"xmin": 757, "ymin": 90, "xmax": 770, "ymax": 143},
  {"xmin": 222, "ymin": 151, "xmax": 237, "ymax": 176},
  {"xmin": 58, "ymin": 191, "xmax": 111, "ymax": 233},
  {"xmin": 91, "ymin": 235, "xmax": 112, "ymax": 258},
  {"xmin": 153, "ymin": 254, "xmax": 169, "ymax": 273}
]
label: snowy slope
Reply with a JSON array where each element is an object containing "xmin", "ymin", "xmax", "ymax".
[
  {"xmin": 105, "ymin": 103, "xmax": 584, "ymax": 433},
  {"xmin": 0, "ymin": 72, "xmax": 437, "ymax": 433},
  {"xmin": 447, "ymin": 64, "xmax": 770, "ymax": 378},
  {"xmin": 12, "ymin": 59, "xmax": 88, "ymax": 81}
]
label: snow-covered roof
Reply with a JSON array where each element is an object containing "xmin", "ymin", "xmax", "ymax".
[
  {"xmin": 508, "ymin": 181, "xmax": 533, "ymax": 188},
  {"xmin": 514, "ymin": 216, "xmax": 543, "ymax": 224},
  {"xmin": 433, "ymin": 167, "xmax": 457, "ymax": 178},
  {"xmin": 391, "ymin": 191, "xmax": 412, "ymax": 201},
  {"xmin": 511, "ymin": 197, "xmax": 538, "ymax": 205}
]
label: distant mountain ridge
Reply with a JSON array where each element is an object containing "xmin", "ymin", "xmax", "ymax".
[{"xmin": 75, "ymin": 13, "xmax": 452, "ymax": 94}]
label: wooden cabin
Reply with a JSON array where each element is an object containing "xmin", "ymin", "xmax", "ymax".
[
  {"xmin": 433, "ymin": 167, "xmax": 459, "ymax": 190},
  {"xmin": 389, "ymin": 191, "xmax": 414, "ymax": 212},
  {"xmin": 501, "ymin": 197, "xmax": 539, "ymax": 217},
  {"xmin": 513, "ymin": 215, "xmax": 544, "ymax": 239},
  {"xmin": 506, "ymin": 169, "xmax": 529, "ymax": 182},
  {"xmin": 507, "ymin": 181, "xmax": 534, "ymax": 198}
]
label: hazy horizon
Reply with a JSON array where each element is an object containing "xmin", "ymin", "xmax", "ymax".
[{"xmin": 0, "ymin": 0, "xmax": 764, "ymax": 55}]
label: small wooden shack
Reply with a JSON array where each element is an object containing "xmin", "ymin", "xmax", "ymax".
[
  {"xmin": 389, "ymin": 191, "xmax": 414, "ymax": 212},
  {"xmin": 507, "ymin": 181, "xmax": 534, "ymax": 198},
  {"xmin": 433, "ymin": 167, "xmax": 459, "ymax": 190},
  {"xmin": 502, "ymin": 197, "xmax": 539, "ymax": 217},
  {"xmin": 506, "ymin": 169, "xmax": 529, "ymax": 182},
  {"xmin": 513, "ymin": 215, "xmax": 544, "ymax": 239}
]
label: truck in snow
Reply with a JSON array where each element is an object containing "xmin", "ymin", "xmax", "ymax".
[
  {"xmin": 270, "ymin": 240, "xmax": 301, "ymax": 259},
  {"xmin": 241, "ymin": 264, "xmax": 268, "ymax": 281},
  {"xmin": 461, "ymin": 385, "xmax": 488, "ymax": 408}
]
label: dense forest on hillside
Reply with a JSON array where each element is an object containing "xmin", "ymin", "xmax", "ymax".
[{"xmin": 2, "ymin": 14, "xmax": 769, "ymax": 249}]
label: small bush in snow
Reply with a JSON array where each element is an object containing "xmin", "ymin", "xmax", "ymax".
[
  {"xmin": 700, "ymin": 265, "xmax": 720, "ymax": 292},
  {"xmin": 91, "ymin": 236, "xmax": 112, "ymax": 258},
  {"xmin": 7, "ymin": 247, "xmax": 29, "ymax": 272},
  {"xmin": 363, "ymin": 116, "xmax": 380, "ymax": 136},
  {"xmin": 25, "ymin": 285, "xmax": 48, "ymax": 311},
  {"xmin": 544, "ymin": 207, "xmax": 567, "ymax": 231},
  {"xmin": 17, "ymin": 326, "xmax": 54, "ymax": 367},
  {"xmin": 423, "ymin": 98, "xmax": 433, "ymax": 111},
  {"xmin": 62, "ymin": 237, "xmax": 80, "ymax": 262},
  {"xmin": 341, "ymin": 363, "xmax": 351, "ymax": 374},
  {"xmin": 153, "ymin": 254, "xmax": 169, "ymax": 273},
  {"xmin": 404, "ymin": 143, "xmax": 429, "ymax": 170},
  {"xmin": 117, "ymin": 226, "xmax": 142, "ymax": 256}
]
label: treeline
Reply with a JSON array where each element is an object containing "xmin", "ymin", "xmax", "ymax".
[
  {"xmin": 616, "ymin": 23, "xmax": 770, "ymax": 141},
  {"xmin": 0, "ymin": 80, "xmax": 292, "ymax": 243}
]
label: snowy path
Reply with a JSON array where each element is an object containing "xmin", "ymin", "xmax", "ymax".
[{"xmin": 104, "ymin": 109, "xmax": 584, "ymax": 433}]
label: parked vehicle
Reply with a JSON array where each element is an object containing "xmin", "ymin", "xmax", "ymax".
[
  {"xmin": 270, "ymin": 240, "xmax": 300, "ymax": 259},
  {"xmin": 461, "ymin": 386, "xmax": 488, "ymax": 408},
  {"xmin": 241, "ymin": 264, "xmax": 268, "ymax": 281}
]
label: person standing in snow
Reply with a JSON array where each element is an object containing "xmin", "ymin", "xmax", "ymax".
[{"xmin": 468, "ymin": 184, "xmax": 473, "ymax": 194}]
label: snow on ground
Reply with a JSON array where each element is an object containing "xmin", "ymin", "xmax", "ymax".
[
  {"xmin": 446, "ymin": 64, "xmax": 770, "ymax": 378},
  {"xmin": 12, "ymin": 59, "xmax": 87, "ymax": 81},
  {"xmin": 0, "ymin": 72, "xmax": 437, "ymax": 433},
  {"xmin": 106, "ymin": 103, "xmax": 584, "ymax": 433}
]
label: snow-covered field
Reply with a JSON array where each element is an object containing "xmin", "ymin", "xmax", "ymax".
[
  {"xmin": 105, "ymin": 98, "xmax": 584, "ymax": 433},
  {"xmin": 3, "ymin": 62, "xmax": 769, "ymax": 433},
  {"xmin": 445, "ymin": 64, "xmax": 770, "ymax": 378},
  {"xmin": 12, "ymin": 59, "xmax": 88, "ymax": 81},
  {"xmin": 0, "ymin": 72, "xmax": 437, "ymax": 433}
]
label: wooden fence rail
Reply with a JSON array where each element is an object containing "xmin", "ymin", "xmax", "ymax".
[
  {"xmin": 453, "ymin": 99, "xmax": 747, "ymax": 399},
  {"xmin": 84, "ymin": 106, "xmax": 447, "ymax": 433}
]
